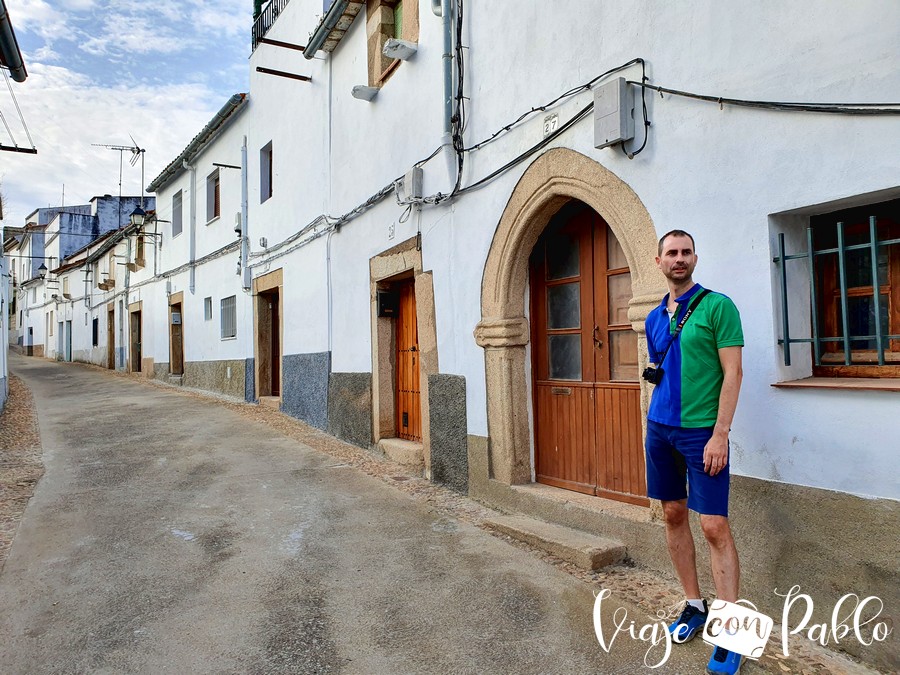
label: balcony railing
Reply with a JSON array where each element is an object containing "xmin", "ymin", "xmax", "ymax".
[{"xmin": 252, "ymin": 0, "xmax": 293, "ymax": 51}]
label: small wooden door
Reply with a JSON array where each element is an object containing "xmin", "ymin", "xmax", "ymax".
[
  {"xmin": 170, "ymin": 303, "xmax": 184, "ymax": 375},
  {"xmin": 257, "ymin": 289, "xmax": 281, "ymax": 397},
  {"xmin": 530, "ymin": 202, "xmax": 646, "ymax": 506},
  {"xmin": 130, "ymin": 311, "xmax": 142, "ymax": 373},
  {"xmin": 65, "ymin": 321, "xmax": 72, "ymax": 362},
  {"xmin": 270, "ymin": 292, "xmax": 281, "ymax": 396},
  {"xmin": 396, "ymin": 280, "xmax": 421, "ymax": 441},
  {"xmin": 107, "ymin": 308, "xmax": 115, "ymax": 369}
]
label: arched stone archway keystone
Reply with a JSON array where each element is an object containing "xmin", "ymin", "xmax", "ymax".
[{"xmin": 476, "ymin": 148, "xmax": 664, "ymax": 486}]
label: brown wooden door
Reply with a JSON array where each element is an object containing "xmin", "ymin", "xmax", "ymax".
[
  {"xmin": 130, "ymin": 311, "xmax": 142, "ymax": 373},
  {"xmin": 107, "ymin": 308, "xmax": 115, "ymax": 369},
  {"xmin": 530, "ymin": 202, "xmax": 647, "ymax": 506},
  {"xmin": 170, "ymin": 303, "xmax": 184, "ymax": 375},
  {"xmin": 396, "ymin": 280, "xmax": 421, "ymax": 441},
  {"xmin": 270, "ymin": 291, "xmax": 281, "ymax": 396}
]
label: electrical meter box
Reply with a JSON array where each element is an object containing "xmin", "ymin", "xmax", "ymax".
[{"xmin": 594, "ymin": 77, "xmax": 635, "ymax": 149}]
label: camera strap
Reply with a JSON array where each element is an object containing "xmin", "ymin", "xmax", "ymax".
[{"xmin": 654, "ymin": 289, "xmax": 711, "ymax": 367}]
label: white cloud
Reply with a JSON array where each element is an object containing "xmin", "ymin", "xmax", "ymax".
[
  {"xmin": 0, "ymin": 62, "xmax": 229, "ymax": 224},
  {"xmin": 0, "ymin": 0, "xmax": 250, "ymax": 224}
]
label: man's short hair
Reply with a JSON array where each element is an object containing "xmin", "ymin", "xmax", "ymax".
[{"xmin": 658, "ymin": 229, "xmax": 696, "ymax": 256}]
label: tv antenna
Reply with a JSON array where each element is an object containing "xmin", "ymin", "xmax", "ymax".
[{"xmin": 92, "ymin": 136, "xmax": 146, "ymax": 209}]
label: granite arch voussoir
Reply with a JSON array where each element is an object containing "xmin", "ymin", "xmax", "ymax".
[{"xmin": 476, "ymin": 147, "xmax": 663, "ymax": 486}]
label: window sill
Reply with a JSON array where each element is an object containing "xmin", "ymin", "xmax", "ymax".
[
  {"xmin": 206, "ymin": 216, "xmax": 220, "ymax": 226},
  {"xmin": 772, "ymin": 377, "xmax": 900, "ymax": 392},
  {"xmin": 221, "ymin": 336, "xmax": 237, "ymax": 341}
]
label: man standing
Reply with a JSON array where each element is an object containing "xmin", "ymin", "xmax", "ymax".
[{"xmin": 643, "ymin": 230, "xmax": 744, "ymax": 675}]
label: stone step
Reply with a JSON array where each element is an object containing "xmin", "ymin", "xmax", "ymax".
[
  {"xmin": 258, "ymin": 396, "xmax": 281, "ymax": 409},
  {"xmin": 377, "ymin": 438, "xmax": 424, "ymax": 470},
  {"xmin": 484, "ymin": 514, "xmax": 627, "ymax": 571},
  {"xmin": 168, "ymin": 375, "xmax": 184, "ymax": 386}
]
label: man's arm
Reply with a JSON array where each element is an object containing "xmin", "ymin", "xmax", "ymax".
[{"xmin": 704, "ymin": 346, "xmax": 743, "ymax": 476}]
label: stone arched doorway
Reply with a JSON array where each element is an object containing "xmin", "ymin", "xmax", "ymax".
[{"xmin": 474, "ymin": 148, "xmax": 663, "ymax": 491}]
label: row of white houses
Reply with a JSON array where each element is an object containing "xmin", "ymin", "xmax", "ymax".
[{"xmin": 7, "ymin": 2, "xmax": 899, "ymax": 668}]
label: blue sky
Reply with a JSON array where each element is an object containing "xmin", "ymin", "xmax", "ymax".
[{"xmin": 1, "ymin": 0, "xmax": 251, "ymax": 224}]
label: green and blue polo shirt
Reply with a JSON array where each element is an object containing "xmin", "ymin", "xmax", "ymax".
[{"xmin": 645, "ymin": 284, "xmax": 743, "ymax": 428}]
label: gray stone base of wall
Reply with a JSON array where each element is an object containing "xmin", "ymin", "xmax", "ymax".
[
  {"xmin": 0, "ymin": 375, "xmax": 7, "ymax": 413},
  {"xmin": 468, "ymin": 433, "xmax": 899, "ymax": 671},
  {"xmin": 327, "ymin": 372, "xmax": 372, "ymax": 448},
  {"xmin": 244, "ymin": 358, "xmax": 255, "ymax": 402},
  {"xmin": 153, "ymin": 362, "xmax": 169, "ymax": 381},
  {"xmin": 281, "ymin": 352, "xmax": 330, "ymax": 430},
  {"xmin": 428, "ymin": 374, "xmax": 468, "ymax": 493},
  {"xmin": 181, "ymin": 359, "xmax": 247, "ymax": 399}
]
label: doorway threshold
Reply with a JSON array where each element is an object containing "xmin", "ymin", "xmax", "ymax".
[
  {"xmin": 510, "ymin": 483, "xmax": 653, "ymax": 525},
  {"xmin": 258, "ymin": 396, "xmax": 281, "ymax": 409}
]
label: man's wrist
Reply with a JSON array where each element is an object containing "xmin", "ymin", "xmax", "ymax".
[{"xmin": 712, "ymin": 424, "xmax": 730, "ymax": 438}]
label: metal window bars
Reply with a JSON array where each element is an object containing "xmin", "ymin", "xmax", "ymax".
[{"xmin": 775, "ymin": 216, "xmax": 900, "ymax": 367}]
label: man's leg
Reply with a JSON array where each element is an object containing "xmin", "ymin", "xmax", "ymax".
[
  {"xmin": 700, "ymin": 515, "xmax": 740, "ymax": 602},
  {"xmin": 662, "ymin": 499, "xmax": 701, "ymax": 598}
]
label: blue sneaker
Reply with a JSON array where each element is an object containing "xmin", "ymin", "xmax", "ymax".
[
  {"xmin": 707, "ymin": 645, "xmax": 743, "ymax": 674},
  {"xmin": 668, "ymin": 599, "xmax": 709, "ymax": 643}
]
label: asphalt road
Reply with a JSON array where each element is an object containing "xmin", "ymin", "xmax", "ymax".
[{"xmin": 1, "ymin": 355, "xmax": 719, "ymax": 674}]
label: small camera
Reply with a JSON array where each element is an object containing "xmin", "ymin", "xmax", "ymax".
[{"xmin": 642, "ymin": 366, "xmax": 664, "ymax": 384}]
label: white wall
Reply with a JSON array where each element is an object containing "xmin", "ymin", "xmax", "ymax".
[{"xmin": 243, "ymin": 1, "xmax": 900, "ymax": 499}]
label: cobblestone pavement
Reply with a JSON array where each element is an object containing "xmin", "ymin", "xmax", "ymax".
[{"xmin": 1, "ymin": 355, "xmax": 883, "ymax": 674}]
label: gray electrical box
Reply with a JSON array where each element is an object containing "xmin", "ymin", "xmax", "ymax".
[
  {"xmin": 404, "ymin": 166, "xmax": 423, "ymax": 200},
  {"xmin": 593, "ymin": 77, "xmax": 635, "ymax": 149}
]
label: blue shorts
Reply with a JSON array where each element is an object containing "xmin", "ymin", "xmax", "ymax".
[{"xmin": 645, "ymin": 420, "xmax": 730, "ymax": 517}]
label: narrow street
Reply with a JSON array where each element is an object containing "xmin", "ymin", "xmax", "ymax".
[{"xmin": 0, "ymin": 354, "xmax": 720, "ymax": 674}]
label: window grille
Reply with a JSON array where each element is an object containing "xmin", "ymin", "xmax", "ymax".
[
  {"xmin": 173, "ymin": 190, "xmax": 183, "ymax": 237},
  {"xmin": 204, "ymin": 296, "xmax": 213, "ymax": 321},
  {"xmin": 221, "ymin": 295, "xmax": 237, "ymax": 338},
  {"xmin": 774, "ymin": 201, "xmax": 900, "ymax": 375}
]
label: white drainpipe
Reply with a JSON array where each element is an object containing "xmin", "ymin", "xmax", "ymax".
[
  {"xmin": 183, "ymin": 159, "xmax": 197, "ymax": 294},
  {"xmin": 241, "ymin": 136, "xmax": 250, "ymax": 291},
  {"xmin": 441, "ymin": 0, "xmax": 455, "ymax": 185}
]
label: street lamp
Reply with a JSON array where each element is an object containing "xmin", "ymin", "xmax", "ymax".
[
  {"xmin": 37, "ymin": 262, "xmax": 47, "ymax": 279},
  {"xmin": 129, "ymin": 206, "xmax": 147, "ymax": 227}
]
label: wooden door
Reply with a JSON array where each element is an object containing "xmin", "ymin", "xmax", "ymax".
[
  {"xmin": 130, "ymin": 311, "xmax": 142, "ymax": 372},
  {"xmin": 270, "ymin": 291, "xmax": 281, "ymax": 396},
  {"xmin": 107, "ymin": 309, "xmax": 115, "ymax": 369},
  {"xmin": 530, "ymin": 202, "xmax": 647, "ymax": 506},
  {"xmin": 396, "ymin": 280, "xmax": 421, "ymax": 441},
  {"xmin": 65, "ymin": 321, "xmax": 72, "ymax": 362},
  {"xmin": 170, "ymin": 303, "xmax": 184, "ymax": 375}
]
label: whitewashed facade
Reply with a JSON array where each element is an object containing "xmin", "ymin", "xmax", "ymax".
[{"xmin": 8, "ymin": 4, "xmax": 899, "ymax": 667}]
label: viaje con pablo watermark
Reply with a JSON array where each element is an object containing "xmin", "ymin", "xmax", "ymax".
[{"xmin": 592, "ymin": 585, "xmax": 893, "ymax": 669}]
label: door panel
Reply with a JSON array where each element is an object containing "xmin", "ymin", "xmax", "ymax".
[
  {"xmin": 396, "ymin": 281, "xmax": 421, "ymax": 441},
  {"xmin": 534, "ymin": 384, "xmax": 596, "ymax": 494},
  {"xmin": 531, "ymin": 202, "xmax": 647, "ymax": 505},
  {"xmin": 271, "ymin": 293, "xmax": 281, "ymax": 396},
  {"xmin": 171, "ymin": 303, "xmax": 184, "ymax": 375},
  {"xmin": 108, "ymin": 310, "xmax": 115, "ymax": 369}
]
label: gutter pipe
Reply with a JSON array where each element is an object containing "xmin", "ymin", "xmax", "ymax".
[
  {"xmin": 303, "ymin": 0, "xmax": 350, "ymax": 60},
  {"xmin": 241, "ymin": 136, "xmax": 250, "ymax": 291},
  {"xmin": 0, "ymin": 0, "xmax": 26, "ymax": 82},
  {"xmin": 183, "ymin": 159, "xmax": 197, "ymax": 294},
  {"xmin": 440, "ymin": 0, "xmax": 455, "ymax": 183}
]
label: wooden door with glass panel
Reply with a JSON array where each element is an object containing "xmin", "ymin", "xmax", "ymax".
[{"xmin": 530, "ymin": 202, "xmax": 647, "ymax": 505}]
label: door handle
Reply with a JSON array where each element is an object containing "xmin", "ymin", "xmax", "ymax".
[{"xmin": 593, "ymin": 325, "xmax": 603, "ymax": 349}]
